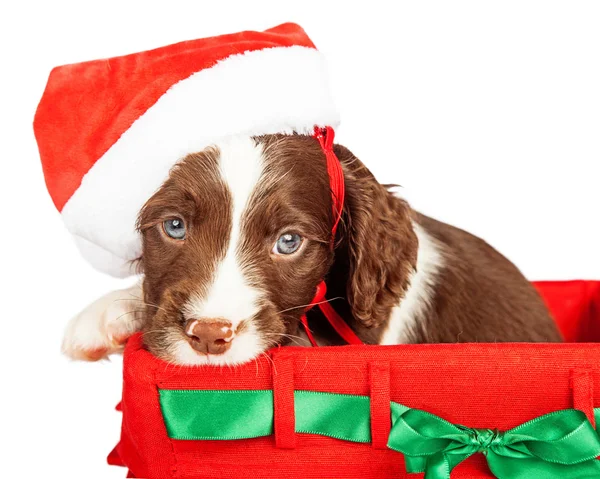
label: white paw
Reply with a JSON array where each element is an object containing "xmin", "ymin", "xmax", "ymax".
[{"xmin": 62, "ymin": 284, "xmax": 144, "ymax": 361}]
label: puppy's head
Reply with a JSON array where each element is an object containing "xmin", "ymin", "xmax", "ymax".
[{"xmin": 138, "ymin": 135, "xmax": 417, "ymax": 365}]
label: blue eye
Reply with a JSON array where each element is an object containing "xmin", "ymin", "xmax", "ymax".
[
  {"xmin": 163, "ymin": 218, "xmax": 186, "ymax": 240},
  {"xmin": 273, "ymin": 233, "xmax": 303, "ymax": 255}
]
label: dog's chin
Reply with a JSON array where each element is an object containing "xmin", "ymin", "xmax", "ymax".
[{"xmin": 149, "ymin": 327, "xmax": 268, "ymax": 366}]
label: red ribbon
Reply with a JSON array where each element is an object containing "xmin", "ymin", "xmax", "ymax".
[
  {"xmin": 314, "ymin": 126, "xmax": 345, "ymax": 242},
  {"xmin": 300, "ymin": 128, "xmax": 363, "ymax": 347}
]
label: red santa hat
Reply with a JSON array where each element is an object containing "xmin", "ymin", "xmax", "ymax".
[{"xmin": 34, "ymin": 23, "xmax": 339, "ymax": 277}]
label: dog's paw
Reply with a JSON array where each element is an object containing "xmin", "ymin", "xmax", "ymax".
[{"xmin": 62, "ymin": 284, "xmax": 144, "ymax": 361}]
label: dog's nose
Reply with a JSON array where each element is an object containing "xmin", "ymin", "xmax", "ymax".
[{"xmin": 184, "ymin": 319, "xmax": 234, "ymax": 355}]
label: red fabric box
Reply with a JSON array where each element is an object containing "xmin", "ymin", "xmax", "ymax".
[{"xmin": 109, "ymin": 280, "xmax": 600, "ymax": 478}]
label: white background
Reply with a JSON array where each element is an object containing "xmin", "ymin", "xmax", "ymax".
[{"xmin": 1, "ymin": 1, "xmax": 599, "ymax": 477}]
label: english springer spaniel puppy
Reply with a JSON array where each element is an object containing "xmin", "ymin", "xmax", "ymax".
[{"xmin": 62, "ymin": 135, "xmax": 561, "ymax": 365}]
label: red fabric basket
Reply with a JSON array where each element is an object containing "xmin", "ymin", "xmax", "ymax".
[{"xmin": 108, "ymin": 280, "xmax": 600, "ymax": 478}]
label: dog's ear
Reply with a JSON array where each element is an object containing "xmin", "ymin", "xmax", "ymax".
[{"xmin": 333, "ymin": 144, "xmax": 418, "ymax": 328}]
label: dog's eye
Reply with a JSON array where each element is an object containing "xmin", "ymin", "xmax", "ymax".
[
  {"xmin": 273, "ymin": 233, "xmax": 303, "ymax": 255},
  {"xmin": 163, "ymin": 218, "xmax": 186, "ymax": 240}
]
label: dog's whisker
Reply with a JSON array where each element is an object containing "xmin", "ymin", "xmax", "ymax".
[
  {"xmin": 253, "ymin": 356, "xmax": 259, "ymax": 378},
  {"xmin": 111, "ymin": 310, "xmax": 145, "ymax": 323},
  {"xmin": 114, "ymin": 298, "xmax": 169, "ymax": 314},
  {"xmin": 276, "ymin": 297, "xmax": 344, "ymax": 315},
  {"xmin": 142, "ymin": 329, "xmax": 169, "ymax": 336},
  {"xmin": 262, "ymin": 332, "xmax": 306, "ymax": 342},
  {"xmin": 260, "ymin": 351, "xmax": 276, "ymax": 372},
  {"xmin": 263, "ymin": 332, "xmax": 304, "ymax": 339}
]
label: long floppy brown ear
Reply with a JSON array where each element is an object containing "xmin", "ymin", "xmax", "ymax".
[{"xmin": 333, "ymin": 144, "xmax": 418, "ymax": 328}]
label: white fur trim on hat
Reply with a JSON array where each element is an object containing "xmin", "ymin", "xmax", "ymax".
[{"xmin": 60, "ymin": 45, "xmax": 339, "ymax": 277}]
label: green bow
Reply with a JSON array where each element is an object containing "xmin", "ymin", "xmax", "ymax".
[{"xmin": 387, "ymin": 403, "xmax": 600, "ymax": 479}]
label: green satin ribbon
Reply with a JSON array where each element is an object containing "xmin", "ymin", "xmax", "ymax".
[
  {"xmin": 388, "ymin": 403, "xmax": 600, "ymax": 479},
  {"xmin": 159, "ymin": 389, "xmax": 371, "ymax": 443},
  {"xmin": 159, "ymin": 390, "xmax": 275, "ymax": 440},
  {"xmin": 159, "ymin": 389, "xmax": 600, "ymax": 478}
]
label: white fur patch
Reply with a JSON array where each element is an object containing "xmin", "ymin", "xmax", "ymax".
[
  {"xmin": 62, "ymin": 282, "xmax": 144, "ymax": 360},
  {"xmin": 380, "ymin": 223, "xmax": 443, "ymax": 345},
  {"xmin": 183, "ymin": 138, "xmax": 264, "ymax": 327},
  {"xmin": 60, "ymin": 46, "xmax": 339, "ymax": 277},
  {"xmin": 179, "ymin": 138, "xmax": 266, "ymax": 365}
]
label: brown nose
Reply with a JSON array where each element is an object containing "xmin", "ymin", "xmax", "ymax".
[{"xmin": 184, "ymin": 319, "xmax": 234, "ymax": 355}]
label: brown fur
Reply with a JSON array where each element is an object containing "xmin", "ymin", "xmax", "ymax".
[
  {"xmin": 137, "ymin": 134, "xmax": 561, "ymax": 363},
  {"xmin": 137, "ymin": 147, "xmax": 234, "ymax": 356},
  {"xmin": 334, "ymin": 144, "xmax": 418, "ymax": 328},
  {"xmin": 407, "ymin": 213, "xmax": 561, "ymax": 342}
]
